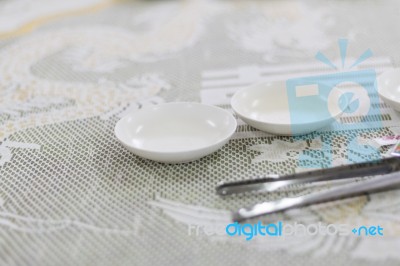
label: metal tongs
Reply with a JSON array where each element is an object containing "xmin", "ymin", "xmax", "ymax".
[{"xmin": 216, "ymin": 157, "xmax": 400, "ymax": 222}]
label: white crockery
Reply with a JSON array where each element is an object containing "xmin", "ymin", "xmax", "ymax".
[
  {"xmin": 114, "ymin": 102, "xmax": 237, "ymax": 163},
  {"xmin": 377, "ymin": 68, "xmax": 400, "ymax": 111},
  {"xmin": 231, "ymin": 81, "xmax": 346, "ymax": 135}
]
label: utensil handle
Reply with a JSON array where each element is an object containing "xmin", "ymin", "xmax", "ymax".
[
  {"xmin": 233, "ymin": 172, "xmax": 400, "ymax": 222},
  {"xmin": 218, "ymin": 157, "xmax": 400, "ymax": 195}
]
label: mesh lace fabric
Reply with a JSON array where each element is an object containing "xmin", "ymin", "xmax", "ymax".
[{"xmin": 1, "ymin": 1, "xmax": 400, "ymax": 265}]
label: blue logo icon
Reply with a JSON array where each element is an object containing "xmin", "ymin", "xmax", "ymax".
[{"xmin": 286, "ymin": 39, "xmax": 382, "ymax": 167}]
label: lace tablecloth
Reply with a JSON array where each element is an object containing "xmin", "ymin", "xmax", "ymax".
[{"xmin": 1, "ymin": 0, "xmax": 400, "ymax": 265}]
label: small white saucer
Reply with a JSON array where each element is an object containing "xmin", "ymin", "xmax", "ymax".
[
  {"xmin": 377, "ymin": 68, "xmax": 400, "ymax": 111},
  {"xmin": 231, "ymin": 81, "xmax": 346, "ymax": 135},
  {"xmin": 114, "ymin": 102, "xmax": 237, "ymax": 163}
]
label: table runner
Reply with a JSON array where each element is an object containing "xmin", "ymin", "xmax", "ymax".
[{"xmin": 1, "ymin": 0, "xmax": 400, "ymax": 265}]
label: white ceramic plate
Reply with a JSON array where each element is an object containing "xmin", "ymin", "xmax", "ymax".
[
  {"xmin": 377, "ymin": 68, "xmax": 400, "ymax": 111},
  {"xmin": 231, "ymin": 81, "xmax": 346, "ymax": 135},
  {"xmin": 114, "ymin": 102, "xmax": 237, "ymax": 163}
]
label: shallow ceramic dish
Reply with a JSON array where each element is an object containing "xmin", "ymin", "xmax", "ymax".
[
  {"xmin": 231, "ymin": 81, "xmax": 346, "ymax": 135},
  {"xmin": 114, "ymin": 102, "xmax": 237, "ymax": 163},
  {"xmin": 377, "ymin": 68, "xmax": 400, "ymax": 111}
]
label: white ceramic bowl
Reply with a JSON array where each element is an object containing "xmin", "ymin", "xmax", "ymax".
[
  {"xmin": 231, "ymin": 81, "xmax": 346, "ymax": 135},
  {"xmin": 377, "ymin": 68, "xmax": 400, "ymax": 111},
  {"xmin": 114, "ymin": 102, "xmax": 237, "ymax": 163}
]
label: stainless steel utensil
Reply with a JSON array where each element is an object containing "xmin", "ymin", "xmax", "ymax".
[
  {"xmin": 215, "ymin": 157, "xmax": 400, "ymax": 222},
  {"xmin": 233, "ymin": 171, "xmax": 400, "ymax": 222},
  {"xmin": 216, "ymin": 157, "xmax": 400, "ymax": 196}
]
